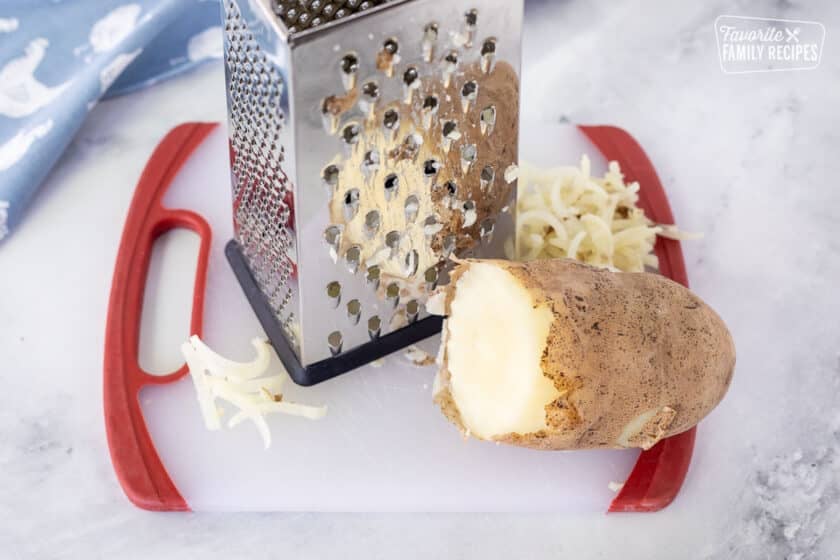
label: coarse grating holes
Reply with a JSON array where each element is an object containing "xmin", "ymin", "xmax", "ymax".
[
  {"xmin": 441, "ymin": 119, "xmax": 459, "ymax": 153},
  {"xmin": 465, "ymin": 8, "xmax": 478, "ymax": 27},
  {"xmin": 461, "ymin": 200, "xmax": 478, "ymax": 228},
  {"xmin": 424, "ymin": 266, "xmax": 439, "ymax": 291},
  {"xmin": 340, "ymin": 52, "xmax": 359, "ymax": 90},
  {"xmin": 480, "ymin": 217, "xmax": 496, "ymax": 243},
  {"xmin": 385, "ymin": 230, "xmax": 402, "ymax": 257},
  {"xmin": 404, "ymin": 250, "xmax": 419, "ymax": 277},
  {"xmin": 364, "ymin": 210, "xmax": 381, "ymax": 238},
  {"xmin": 444, "ymin": 180, "xmax": 458, "ymax": 200},
  {"xmin": 480, "ymin": 106, "xmax": 496, "ymax": 136},
  {"xmin": 440, "ymin": 51, "xmax": 458, "ymax": 88},
  {"xmin": 443, "ymin": 234, "xmax": 457, "ymax": 258},
  {"xmin": 225, "ymin": 0, "xmax": 296, "ymax": 340},
  {"xmin": 340, "ymin": 52, "xmax": 359, "ymax": 73},
  {"xmin": 360, "ymin": 80, "xmax": 380, "ymax": 117},
  {"xmin": 406, "ymin": 299, "xmax": 420, "ymax": 323},
  {"xmin": 342, "ymin": 122, "xmax": 362, "ymax": 146},
  {"xmin": 481, "ymin": 37, "xmax": 497, "ymax": 73},
  {"xmin": 382, "ymin": 108, "xmax": 400, "ymax": 140},
  {"xmin": 423, "ymin": 159, "xmax": 441, "ymax": 183},
  {"xmin": 462, "ymin": 9, "xmax": 478, "ymax": 46},
  {"xmin": 321, "ymin": 101, "xmax": 336, "ymax": 134},
  {"xmin": 327, "ymin": 281, "xmax": 342, "ymax": 307},
  {"xmin": 343, "ymin": 188, "xmax": 361, "ymax": 220},
  {"xmin": 460, "ymin": 80, "xmax": 478, "ymax": 113},
  {"xmin": 345, "ymin": 245, "xmax": 362, "ymax": 274},
  {"xmin": 347, "ymin": 299, "xmax": 362, "ymax": 325},
  {"xmin": 404, "ymin": 195, "xmax": 419, "ymax": 224},
  {"xmin": 368, "ymin": 315, "xmax": 382, "ymax": 339},
  {"xmin": 480, "ymin": 165, "xmax": 495, "ymax": 191},
  {"xmin": 460, "ymin": 144, "xmax": 477, "ymax": 174},
  {"xmin": 366, "ymin": 265, "xmax": 381, "ymax": 289},
  {"xmin": 377, "ymin": 37, "xmax": 400, "ymax": 76},
  {"xmin": 383, "ymin": 37, "xmax": 400, "ymax": 55},
  {"xmin": 424, "ymin": 215, "xmax": 443, "ymax": 237},
  {"xmin": 305, "ymin": 6, "xmax": 519, "ymax": 355},
  {"xmin": 328, "ymin": 331, "xmax": 343, "ymax": 355},
  {"xmin": 384, "ymin": 173, "xmax": 400, "ymax": 201},
  {"xmin": 421, "ymin": 95, "xmax": 439, "ymax": 129},
  {"xmin": 386, "ymin": 282, "xmax": 400, "ymax": 307},
  {"xmin": 322, "ymin": 164, "xmax": 340, "ymax": 189},
  {"xmin": 361, "ymin": 149, "xmax": 380, "ymax": 177},
  {"xmin": 421, "ymin": 22, "xmax": 439, "ymax": 62},
  {"xmin": 324, "ymin": 225, "xmax": 342, "ymax": 262},
  {"xmin": 402, "ymin": 66, "xmax": 421, "ymax": 103},
  {"xmin": 362, "ymin": 80, "xmax": 379, "ymax": 97}
]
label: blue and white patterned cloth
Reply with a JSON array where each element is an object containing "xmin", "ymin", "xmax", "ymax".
[{"xmin": 0, "ymin": 0, "xmax": 223, "ymax": 243}]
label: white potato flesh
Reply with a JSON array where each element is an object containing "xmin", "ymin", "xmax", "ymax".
[{"xmin": 445, "ymin": 263, "xmax": 559, "ymax": 439}]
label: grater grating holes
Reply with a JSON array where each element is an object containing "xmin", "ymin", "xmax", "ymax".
[
  {"xmin": 225, "ymin": 1, "xmax": 297, "ymax": 345},
  {"xmin": 406, "ymin": 299, "xmax": 420, "ymax": 323},
  {"xmin": 347, "ymin": 299, "xmax": 362, "ymax": 325},
  {"xmin": 366, "ymin": 265, "xmax": 381, "ymax": 289},
  {"xmin": 326, "ymin": 281, "xmax": 342, "ymax": 307},
  {"xmin": 385, "ymin": 282, "xmax": 401, "ymax": 307},
  {"xmin": 328, "ymin": 331, "xmax": 343, "ymax": 355},
  {"xmin": 272, "ymin": 0, "xmax": 394, "ymax": 35},
  {"xmin": 345, "ymin": 245, "xmax": 362, "ymax": 274},
  {"xmin": 367, "ymin": 315, "xmax": 382, "ymax": 339}
]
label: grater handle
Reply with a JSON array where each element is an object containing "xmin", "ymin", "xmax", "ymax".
[
  {"xmin": 104, "ymin": 122, "xmax": 218, "ymax": 511},
  {"xmin": 578, "ymin": 125, "xmax": 696, "ymax": 514}
]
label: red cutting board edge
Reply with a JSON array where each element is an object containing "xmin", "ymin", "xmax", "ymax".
[{"xmin": 103, "ymin": 122, "xmax": 695, "ymax": 513}]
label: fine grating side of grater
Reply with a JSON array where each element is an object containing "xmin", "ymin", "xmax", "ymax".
[{"xmin": 222, "ymin": 0, "xmax": 524, "ymax": 386}]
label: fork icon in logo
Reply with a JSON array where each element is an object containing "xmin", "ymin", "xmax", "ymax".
[{"xmin": 785, "ymin": 27, "xmax": 801, "ymax": 43}]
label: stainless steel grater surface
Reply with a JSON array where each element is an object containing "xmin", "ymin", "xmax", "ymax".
[{"xmin": 222, "ymin": 0, "xmax": 523, "ymax": 385}]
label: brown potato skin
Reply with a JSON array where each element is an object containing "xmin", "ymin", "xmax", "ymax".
[{"xmin": 434, "ymin": 259, "xmax": 736, "ymax": 450}]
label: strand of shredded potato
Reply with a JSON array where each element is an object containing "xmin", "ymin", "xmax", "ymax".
[
  {"xmin": 182, "ymin": 336, "xmax": 327, "ymax": 449},
  {"xmin": 505, "ymin": 156, "xmax": 701, "ymax": 272}
]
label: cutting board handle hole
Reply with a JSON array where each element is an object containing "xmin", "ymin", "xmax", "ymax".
[{"xmin": 139, "ymin": 229, "xmax": 201, "ymax": 376}]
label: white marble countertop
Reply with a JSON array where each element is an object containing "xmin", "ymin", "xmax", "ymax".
[{"xmin": 1, "ymin": 0, "xmax": 838, "ymax": 557}]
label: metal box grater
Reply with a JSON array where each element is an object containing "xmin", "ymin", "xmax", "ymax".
[{"xmin": 222, "ymin": 0, "xmax": 523, "ymax": 386}]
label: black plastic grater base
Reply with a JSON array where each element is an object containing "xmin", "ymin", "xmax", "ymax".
[{"xmin": 225, "ymin": 240, "xmax": 444, "ymax": 387}]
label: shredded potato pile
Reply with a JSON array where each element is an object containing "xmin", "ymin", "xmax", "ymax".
[
  {"xmin": 182, "ymin": 336, "xmax": 326, "ymax": 449},
  {"xmin": 505, "ymin": 157, "xmax": 699, "ymax": 272}
]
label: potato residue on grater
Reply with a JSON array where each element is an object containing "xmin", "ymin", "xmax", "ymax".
[{"xmin": 320, "ymin": 17, "xmax": 520, "ymax": 305}]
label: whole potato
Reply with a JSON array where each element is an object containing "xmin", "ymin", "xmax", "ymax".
[{"xmin": 431, "ymin": 259, "xmax": 735, "ymax": 450}]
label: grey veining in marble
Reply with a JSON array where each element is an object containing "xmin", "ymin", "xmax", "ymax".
[{"xmin": 1, "ymin": 0, "xmax": 838, "ymax": 558}]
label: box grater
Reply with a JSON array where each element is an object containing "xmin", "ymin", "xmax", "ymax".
[{"xmin": 222, "ymin": 0, "xmax": 523, "ymax": 386}]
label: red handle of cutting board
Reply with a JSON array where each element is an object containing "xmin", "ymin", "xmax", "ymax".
[
  {"xmin": 578, "ymin": 125, "xmax": 696, "ymax": 513},
  {"xmin": 103, "ymin": 122, "xmax": 218, "ymax": 511}
]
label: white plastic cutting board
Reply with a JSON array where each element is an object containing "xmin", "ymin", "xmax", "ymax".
[{"xmin": 137, "ymin": 120, "xmax": 640, "ymax": 512}]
